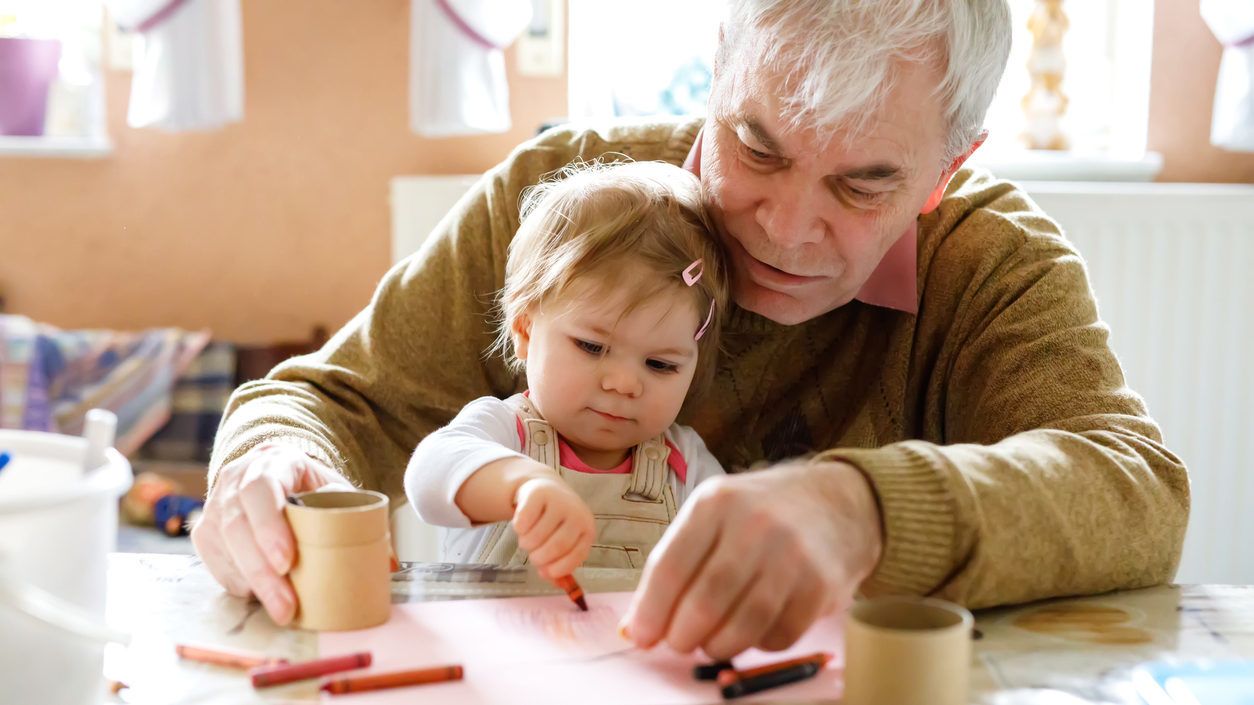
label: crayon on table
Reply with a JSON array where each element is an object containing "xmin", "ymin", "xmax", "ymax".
[
  {"xmin": 176, "ymin": 643, "xmax": 288, "ymax": 670},
  {"xmin": 693, "ymin": 659, "xmax": 735, "ymax": 681},
  {"xmin": 554, "ymin": 574, "xmax": 588, "ymax": 611},
  {"xmin": 716, "ymin": 652, "xmax": 833, "ymax": 683},
  {"xmin": 321, "ymin": 664, "xmax": 464, "ymax": 695},
  {"xmin": 250, "ymin": 651, "xmax": 372, "ymax": 688},
  {"xmin": 719, "ymin": 661, "xmax": 824, "ymax": 699}
]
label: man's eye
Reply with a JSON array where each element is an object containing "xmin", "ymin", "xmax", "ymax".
[
  {"xmin": 845, "ymin": 185, "xmax": 888, "ymax": 204},
  {"xmin": 741, "ymin": 143, "xmax": 775, "ymax": 163},
  {"xmin": 646, "ymin": 359, "xmax": 679, "ymax": 373},
  {"xmin": 574, "ymin": 339, "xmax": 604, "ymax": 355}
]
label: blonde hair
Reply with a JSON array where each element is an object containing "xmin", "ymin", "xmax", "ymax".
[{"xmin": 493, "ymin": 159, "xmax": 729, "ymax": 394}]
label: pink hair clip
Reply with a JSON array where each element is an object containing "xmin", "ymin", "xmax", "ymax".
[
  {"xmin": 683, "ymin": 258, "xmax": 715, "ymax": 341},
  {"xmin": 682, "ymin": 259, "xmax": 703, "ymax": 286}
]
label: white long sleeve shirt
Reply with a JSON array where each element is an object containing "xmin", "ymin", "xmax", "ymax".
[{"xmin": 404, "ymin": 394, "xmax": 726, "ymax": 563}]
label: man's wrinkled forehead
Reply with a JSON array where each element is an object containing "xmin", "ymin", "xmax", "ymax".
[
  {"xmin": 723, "ymin": 98, "xmax": 919, "ymax": 184},
  {"xmin": 718, "ymin": 54, "xmax": 941, "ymax": 174}
]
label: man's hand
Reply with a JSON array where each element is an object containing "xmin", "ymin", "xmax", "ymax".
[
  {"xmin": 513, "ymin": 474, "xmax": 597, "ymax": 581},
  {"xmin": 619, "ymin": 461, "xmax": 883, "ymax": 659},
  {"xmin": 190, "ymin": 443, "xmax": 352, "ymax": 625}
]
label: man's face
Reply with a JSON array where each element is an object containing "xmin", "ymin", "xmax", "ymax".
[{"xmin": 702, "ymin": 46, "xmax": 953, "ymax": 324}]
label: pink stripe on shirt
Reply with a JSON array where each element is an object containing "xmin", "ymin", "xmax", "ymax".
[{"xmin": 515, "ymin": 415, "xmax": 688, "ymax": 482}]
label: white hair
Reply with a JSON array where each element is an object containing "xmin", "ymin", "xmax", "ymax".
[{"xmin": 721, "ymin": 0, "xmax": 1012, "ymax": 162}]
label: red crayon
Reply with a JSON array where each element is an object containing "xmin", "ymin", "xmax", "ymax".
[
  {"xmin": 554, "ymin": 574, "xmax": 588, "ymax": 611},
  {"xmin": 175, "ymin": 643, "xmax": 288, "ymax": 670},
  {"xmin": 321, "ymin": 664, "xmax": 464, "ymax": 695},
  {"xmin": 250, "ymin": 651, "xmax": 372, "ymax": 688}
]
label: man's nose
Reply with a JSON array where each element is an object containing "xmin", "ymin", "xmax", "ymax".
[{"xmin": 755, "ymin": 184, "xmax": 825, "ymax": 248}]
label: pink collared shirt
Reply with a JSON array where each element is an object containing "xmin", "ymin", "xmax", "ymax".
[{"xmin": 683, "ymin": 128, "xmax": 919, "ymax": 315}]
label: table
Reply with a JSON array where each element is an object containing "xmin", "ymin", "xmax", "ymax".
[{"xmin": 103, "ymin": 554, "xmax": 1254, "ymax": 704}]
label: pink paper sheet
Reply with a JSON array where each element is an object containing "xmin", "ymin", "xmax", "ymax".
[{"xmin": 319, "ymin": 591, "xmax": 845, "ymax": 704}]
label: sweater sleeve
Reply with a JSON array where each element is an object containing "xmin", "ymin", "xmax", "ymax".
[
  {"xmin": 206, "ymin": 128, "xmax": 601, "ymax": 500},
  {"xmin": 404, "ymin": 396, "xmax": 527, "ymax": 527},
  {"xmin": 822, "ymin": 181, "xmax": 1190, "ymax": 609}
]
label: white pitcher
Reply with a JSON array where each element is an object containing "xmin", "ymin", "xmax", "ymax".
[{"xmin": 0, "ymin": 410, "xmax": 133, "ymax": 705}]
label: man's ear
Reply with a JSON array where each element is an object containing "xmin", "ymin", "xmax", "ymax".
[
  {"xmin": 511, "ymin": 312, "xmax": 534, "ymax": 362},
  {"xmin": 921, "ymin": 130, "xmax": 988, "ymax": 215}
]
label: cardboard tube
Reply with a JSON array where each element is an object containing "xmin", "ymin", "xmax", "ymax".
[
  {"xmin": 285, "ymin": 490, "xmax": 391, "ymax": 631},
  {"xmin": 842, "ymin": 596, "xmax": 973, "ymax": 705}
]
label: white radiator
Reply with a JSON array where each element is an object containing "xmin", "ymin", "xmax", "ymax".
[
  {"xmin": 1026, "ymin": 182, "xmax": 1254, "ymax": 585},
  {"xmin": 392, "ymin": 177, "xmax": 1254, "ymax": 582}
]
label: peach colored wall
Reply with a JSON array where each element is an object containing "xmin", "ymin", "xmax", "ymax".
[
  {"xmin": 1149, "ymin": 0, "xmax": 1254, "ymax": 183},
  {"xmin": 2, "ymin": 0, "xmax": 1250, "ymax": 344},
  {"xmin": 0, "ymin": 0, "xmax": 566, "ymax": 343}
]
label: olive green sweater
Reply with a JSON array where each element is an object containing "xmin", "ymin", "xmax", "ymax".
[{"xmin": 210, "ymin": 118, "xmax": 1189, "ymax": 610}]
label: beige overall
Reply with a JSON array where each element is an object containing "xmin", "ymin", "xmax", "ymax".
[{"xmin": 472, "ymin": 395, "xmax": 678, "ymax": 569}]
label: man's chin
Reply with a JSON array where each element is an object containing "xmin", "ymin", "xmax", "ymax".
[{"xmin": 735, "ymin": 283, "xmax": 844, "ymax": 325}]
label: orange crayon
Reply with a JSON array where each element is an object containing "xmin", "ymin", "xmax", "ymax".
[
  {"xmin": 720, "ymin": 661, "xmax": 824, "ymax": 699},
  {"xmin": 175, "ymin": 643, "xmax": 288, "ymax": 670},
  {"xmin": 716, "ymin": 652, "xmax": 834, "ymax": 688},
  {"xmin": 554, "ymin": 574, "xmax": 588, "ymax": 611},
  {"xmin": 321, "ymin": 664, "xmax": 464, "ymax": 695},
  {"xmin": 250, "ymin": 651, "xmax": 372, "ymax": 688}
]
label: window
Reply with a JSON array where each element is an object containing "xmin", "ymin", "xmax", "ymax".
[
  {"xmin": 567, "ymin": 0, "xmax": 721, "ymax": 121},
  {"xmin": 567, "ymin": 0, "xmax": 1158, "ymax": 180},
  {"xmin": 976, "ymin": 0, "xmax": 1157, "ymax": 179},
  {"xmin": 0, "ymin": 0, "xmax": 110, "ymax": 156}
]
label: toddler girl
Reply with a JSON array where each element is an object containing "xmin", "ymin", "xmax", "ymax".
[{"xmin": 404, "ymin": 160, "xmax": 729, "ymax": 583}]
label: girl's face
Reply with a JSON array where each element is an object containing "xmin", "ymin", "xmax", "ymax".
[{"xmin": 513, "ymin": 274, "xmax": 702, "ymax": 469}]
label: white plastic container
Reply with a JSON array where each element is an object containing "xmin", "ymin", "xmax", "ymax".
[{"xmin": 0, "ymin": 412, "xmax": 132, "ymax": 705}]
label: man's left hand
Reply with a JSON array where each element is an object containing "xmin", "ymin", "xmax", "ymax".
[{"xmin": 619, "ymin": 460, "xmax": 883, "ymax": 659}]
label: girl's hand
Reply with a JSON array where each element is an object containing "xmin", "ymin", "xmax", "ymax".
[{"xmin": 512, "ymin": 474, "xmax": 597, "ymax": 580}]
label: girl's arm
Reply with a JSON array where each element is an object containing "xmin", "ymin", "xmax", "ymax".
[
  {"xmin": 405, "ymin": 396, "xmax": 538, "ymax": 527},
  {"xmin": 453, "ymin": 455, "xmax": 560, "ymax": 523}
]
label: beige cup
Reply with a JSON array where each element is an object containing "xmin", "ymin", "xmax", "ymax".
[
  {"xmin": 843, "ymin": 596, "xmax": 974, "ymax": 705},
  {"xmin": 285, "ymin": 489, "xmax": 392, "ymax": 631}
]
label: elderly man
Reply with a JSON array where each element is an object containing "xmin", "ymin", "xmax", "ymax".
[{"xmin": 193, "ymin": 0, "xmax": 1189, "ymax": 659}]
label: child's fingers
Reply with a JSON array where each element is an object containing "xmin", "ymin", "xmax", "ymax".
[
  {"xmin": 512, "ymin": 494, "xmax": 546, "ymax": 535},
  {"xmin": 527, "ymin": 521, "xmax": 585, "ymax": 567},
  {"xmin": 516, "ymin": 504, "xmax": 564, "ymax": 552},
  {"xmin": 540, "ymin": 530, "xmax": 594, "ymax": 579}
]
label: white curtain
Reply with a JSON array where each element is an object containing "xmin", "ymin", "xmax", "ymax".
[
  {"xmin": 410, "ymin": 0, "xmax": 533, "ymax": 137},
  {"xmin": 108, "ymin": 0, "xmax": 243, "ymax": 132},
  {"xmin": 1201, "ymin": 0, "xmax": 1254, "ymax": 152}
]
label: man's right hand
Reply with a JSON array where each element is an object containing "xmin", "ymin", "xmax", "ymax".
[{"xmin": 190, "ymin": 443, "xmax": 352, "ymax": 625}]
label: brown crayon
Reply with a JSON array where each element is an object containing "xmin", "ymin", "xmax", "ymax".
[
  {"xmin": 693, "ymin": 659, "xmax": 735, "ymax": 680},
  {"xmin": 175, "ymin": 643, "xmax": 288, "ymax": 670},
  {"xmin": 716, "ymin": 651, "xmax": 833, "ymax": 687},
  {"xmin": 720, "ymin": 661, "xmax": 823, "ymax": 699},
  {"xmin": 554, "ymin": 574, "xmax": 588, "ymax": 611},
  {"xmin": 250, "ymin": 651, "xmax": 372, "ymax": 688},
  {"xmin": 321, "ymin": 664, "xmax": 464, "ymax": 695}
]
